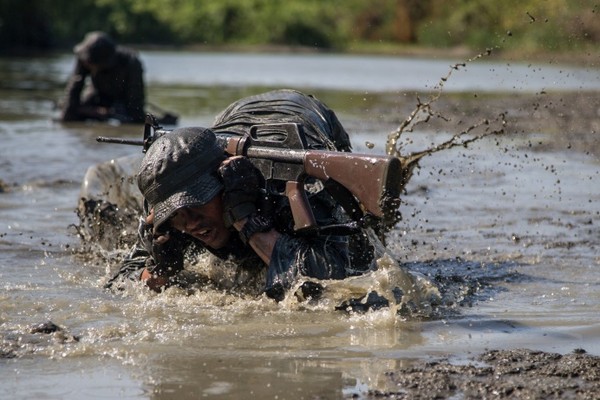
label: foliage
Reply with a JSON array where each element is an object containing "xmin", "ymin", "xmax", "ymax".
[
  {"xmin": 417, "ymin": 0, "xmax": 600, "ymax": 52},
  {"xmin": 0, "ymin": 0, "xmax": 597, "ymax": 55}
]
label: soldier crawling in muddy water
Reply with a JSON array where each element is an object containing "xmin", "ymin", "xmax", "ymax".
[{"xmin": 104, "ymin": 89, "xmax": 402, "ymax": 306}]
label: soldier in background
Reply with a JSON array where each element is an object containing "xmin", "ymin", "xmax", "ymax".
[{"xmin": 59, "ymin": 31, "xmax": 145, "ymax": 123}]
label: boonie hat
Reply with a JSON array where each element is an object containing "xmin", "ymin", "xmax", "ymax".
[
  {"xmin": 137, "ymin": 127, "xmax": 226, "ymax": 229},
  {"xmin": 74, "ymin": 31, "xmax": 117, "ymax": 66}
]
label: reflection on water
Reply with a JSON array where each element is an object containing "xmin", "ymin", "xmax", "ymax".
[
  {"xmin": 140, "ymin": 51, "xmax": 600, "ymax": 93},
  {"xmin": 1, "ymin": 52, "xmax": 600, "ymax": 399},
  {"xmin": 1, "ymin": 360, "xmax": 143, "ymax": 399}
]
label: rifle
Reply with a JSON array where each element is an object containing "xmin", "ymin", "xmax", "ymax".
[{"xmin": 97, "ymin": 114, "xmax": 402, "ymax": 234}]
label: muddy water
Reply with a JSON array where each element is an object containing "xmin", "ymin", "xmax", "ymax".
[{"xmin": 1, "ymin": 52, "xmax": 599, "ymax": 399}]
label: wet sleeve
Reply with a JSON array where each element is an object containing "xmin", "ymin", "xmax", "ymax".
[{"xmin": 264, "ymin": 233, "xmax": 350, "ymax": 301}]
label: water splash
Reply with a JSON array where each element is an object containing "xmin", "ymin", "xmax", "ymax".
[
  {"xmin": 280, "ymin": 230, "xmax": 442, "ymax": 318},
  {"xmin": 315, "ymin": 253, "xmax": 441, "ymax": 318},
  {"xmin": 386, "ymin": 48, "xmax": 508, "ymax": 195}
]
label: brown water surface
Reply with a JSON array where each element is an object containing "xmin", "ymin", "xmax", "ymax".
[{"xmin": 1, "ymin": 51, "xmax": 599, "ymax": 399}]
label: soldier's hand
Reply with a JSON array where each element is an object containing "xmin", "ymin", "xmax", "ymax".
[
  {"xmin": 141, "ymin": 208, "xmax": 171, "ymax": 247},
  {"xmin": 218, "ymin": 156, "xmax": 264, "ymax": 227},
  {"xmin": 142, "ymin": 208, "xmax": 184, "ymax": 278}
]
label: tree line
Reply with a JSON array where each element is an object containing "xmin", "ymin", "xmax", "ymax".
[{"xmin": 0, "ymin": 0, "xmax": 597, "ymax": 55}]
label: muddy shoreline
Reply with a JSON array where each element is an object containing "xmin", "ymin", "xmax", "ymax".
[{"xmin": 373, "ymin": 348, "xmax": 600, "ymax": 399}]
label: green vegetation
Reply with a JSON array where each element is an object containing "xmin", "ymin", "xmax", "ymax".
[{"xmin": 0, "ymin": 0, "xmax": 598, "ymax": 56}]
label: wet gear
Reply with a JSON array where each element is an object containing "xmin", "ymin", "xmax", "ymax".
[{"xmin": 107, "ymin": 90, "xmax": 376, "ymax": 299}]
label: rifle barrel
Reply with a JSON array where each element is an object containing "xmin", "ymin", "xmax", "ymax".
[{"xmin": 96, "ymin": 137, "xmax": 144, "ymax": 146}]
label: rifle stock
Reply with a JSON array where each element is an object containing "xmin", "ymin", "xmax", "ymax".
[
  {"xmin": 224, "ymin": 132, "xmax": 402, "ymax": 232},
  {"xmin": 303, "ymin": 151, "xmax": 401, "ymax": 219}
]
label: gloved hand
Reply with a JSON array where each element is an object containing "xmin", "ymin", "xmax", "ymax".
[
  {"xmin": 150, "ymin": 233, "xmax": 184, "ymax": 277},
  {"xmin": 138, "ymin": 208, "xmax": 168, "ymax": 252},
  {"xmin": 218, "ymin": 156, "xmax": 264, "ymax": 227},
  {"xmin": 139, "ymin": 208, "xmax": 184, "ymax": 277}
]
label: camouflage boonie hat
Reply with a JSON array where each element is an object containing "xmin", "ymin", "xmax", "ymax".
[{"xmin": 137, "ymin": 127, "xmax": 226, "ymax": 229}]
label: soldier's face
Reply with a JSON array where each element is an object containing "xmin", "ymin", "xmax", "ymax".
[{"xmin": 169, "ymin": 195, "xmax": 231, "ymax": 249}]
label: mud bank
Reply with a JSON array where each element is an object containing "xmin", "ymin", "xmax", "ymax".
[{"xmin": 370, "ymin": 348, "xmax": 600, "ymax": 399}]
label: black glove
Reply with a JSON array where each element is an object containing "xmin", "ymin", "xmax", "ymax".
[
  {"xmin": 137, "ymin": 215, "xmax": 184, "ymax": 277},
  {"xmin": 149, "ymin": 232, "xmax": 184, "ymax": 277},
  {"xmin": 218, "ymin": 156, "xmax": 264, "ymax": 227}
]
